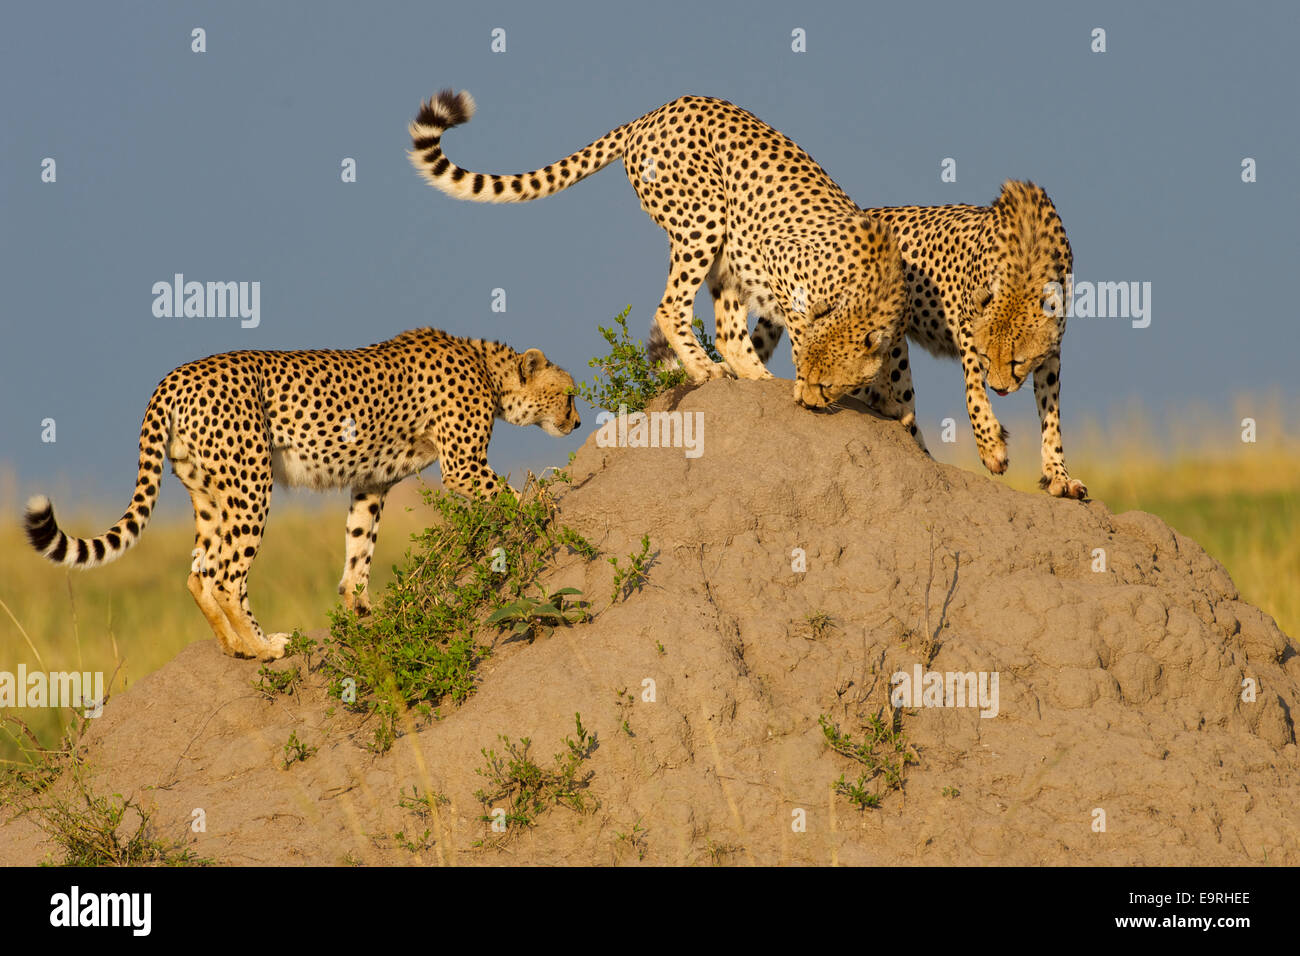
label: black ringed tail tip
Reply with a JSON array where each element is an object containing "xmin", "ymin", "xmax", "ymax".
[
  {"xmin": 24, "ymin": 495, "xmax": 58, "ymax": 553},
  {"xmin": 413, "ymin": 89, "xmax": 476, "ymax": 131}
]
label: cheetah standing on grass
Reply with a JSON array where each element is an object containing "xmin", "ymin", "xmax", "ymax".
[
  {"xmin": 750, "ymin": 181, "xmax": 1086, "ymax": 498},
  {"xmin": 24, "ymin": 329, "xmax": 581, "ymax": 660},
  {"xmin": 408, "ymin": 90, "xmax": 921, "ymax": 434}
]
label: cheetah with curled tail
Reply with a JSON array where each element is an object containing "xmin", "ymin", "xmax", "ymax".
[
  {"xmin": 750, "ymin": 181, "xmax": 1085, "ymax": 498},
  {"xmin": 408, "ymin": 90, "xmax": 921, "ymax": 431},
  {"xmin": 23, "ymin": 329, "xmax": 580, "ymax": 660}
]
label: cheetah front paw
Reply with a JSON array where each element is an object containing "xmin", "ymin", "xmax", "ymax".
[
  {"xmin": 720, "ymin": 347, "xmax": 775, "ymax": 381},
  {"xmin": 341, "ymin": 589, "xmax": 372, "ymax": 616},
  {"xmin": 262, "ymin": 632, "xmax": 291, "ymax": 661},
  {"xmin": 1043, "ymin": 475, "xmax": 1088, "ymax": 499},
  {"xmin": 687, "ymin": 361, "xmax": 732, "ymax": 385},
  {"xmin": 979, "ymin": 434, "xmax": 1009, "ymax": 475}
]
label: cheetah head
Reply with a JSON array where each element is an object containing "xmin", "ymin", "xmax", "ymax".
[
  {"xmin": 973, "ymin": 180, "xmax": 1071, "ymax": 396},
  {"xmin": 970, "ymin": 276, "xmax": 1065, "ymax": 395},
  {"xmin": 793, "ymin": 319, "xmax": 895, "ymax": 408},
  {"xmin": 502, "ymin": 349, "xmax": 581, "ymax": 436},
  {"xmin": 793, "ymin": 248, "xmax": 906, "ymax": 408}
]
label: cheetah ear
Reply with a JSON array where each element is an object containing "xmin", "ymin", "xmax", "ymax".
[{"xmin": 518, "ymin": 348, "xmax": 546, "ymax": 381}]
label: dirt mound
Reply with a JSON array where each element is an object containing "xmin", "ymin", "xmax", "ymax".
[{"xmin": 4, "ymin": 378, "xmax": 1296, "ymax": 865}]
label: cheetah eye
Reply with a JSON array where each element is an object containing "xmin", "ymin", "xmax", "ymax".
[
  {"xmin": 975, "ymin": 288, "xmax": 993, "ymax": 310},
  {"xmin": 863, "ymin": 332, "xmax": 875, "ymax": 349}
]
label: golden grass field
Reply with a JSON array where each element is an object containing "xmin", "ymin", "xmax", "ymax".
[{"xmin": 2, "ymin": 399, "xmax": 1296, "ymax": 766}]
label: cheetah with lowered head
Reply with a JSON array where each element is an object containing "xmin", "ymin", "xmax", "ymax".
[
  {"xmin": 408, "ymin": 90, "xmax": 918, "ymax": 429},
  {"xmin": 751, "ymin": 181, "xmax": 1086, "ymax": 498},
  {"xmin": 24, "ymin": 329, "xmax": 580, "ymax": 660}
]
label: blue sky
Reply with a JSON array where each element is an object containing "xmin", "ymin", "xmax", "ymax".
[{"xmin": 2, "ymin": 0, "xmax": 1296, "ymax": 512}]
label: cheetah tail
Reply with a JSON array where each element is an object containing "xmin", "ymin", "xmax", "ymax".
[
  {"xmin": 24, "ymin": 388, "xmax": 170, "ymax": 570},
  {"xmin": 646, "ymin": 321, "xmax": 679, "ymax": 368},
  {"xmin": 408, "ymin": 88, "xmax": 630, "ymax": 203}
]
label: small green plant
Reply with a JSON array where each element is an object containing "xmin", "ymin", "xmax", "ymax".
[
  {"xmin": 473, "ymin": 713, "xmax": 597, "ymax": 838},
  {"xmin": 253, "ymin": 665, "xmax": 299, "ymax": 697},
  {"xmin": 398, "ymin": 784, "xmax": 450, "ymax": 818},
  {"xmin": 393, "ymin": 828, "xmax": 433, "ymax": 853},
  {"xmin": 614, "ymin": 817, "xmax": 649, "ymax": 861},
  {"xmin": 576, "ymin": 306, "xmax": 721, "ymax": 413},
  {"xmin": 613, "ymin": 686, "xmax": 635, "ymax": 737},
  {"xmin": 21, "ymin": 755, "xmax": 210, "ymax": 866},
  {"xmin": 703, "ymin": 837, "xmax": 742, "ymax": 866},
  {"xmin": 320, "ymin": 474, "xmax": 601, "ymax": 752},
  {"xmin": 942, "ymin": 786, "xmax": 961, "ymax": 798},
  {"xmin": 819, "ymin": 710, "xmax": 917, "ymax": 811},
  {"xmin": 281, "ymin": 731, "xmax": 317, "ymax": 769},
  {"xmin": 834, "ymin": 774, "xmax": 881, "ymax": 809},
  {"xmin": 656, "ymin": 641, "xmax": 666, "ymax": 656},
  {"xmin": 609, "ymin": 534, "xmax": 653, "ymax": 603},
  {"xmin": 558, "ymin": 525, "xmax": 598, "ymax": 559},
  {"xmin": 284, "ymin": 630, "xmax": 317, "ymax": 665},
  {"xmin": 485, "ymin": 585, "xmax": 588, "ymax": 641}
]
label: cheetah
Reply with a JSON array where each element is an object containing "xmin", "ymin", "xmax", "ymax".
[
  {"xmin": 408, "ymin": 90, "xmax": 919, "ymax": 429},
  {"xmin": 23, "ymin": 329, "xmax": 580, "ymax": 661},
  {"xmin": 750, "ymin": 181, "xmax": 1086, "ymax": 498}
]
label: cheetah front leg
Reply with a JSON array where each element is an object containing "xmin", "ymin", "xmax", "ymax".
[
  {"xmin": 432, "ymin": 423, "xmax": 513, "ymax": 499},
  {"xmin": 957, "ymin": 322, "xmax": 1009, "ymax": 475},
  {"xmin": 852, "ymin": 340, "xmax": 929, "ymax": 454},
  {"xmin": 338, "ymin": 488, "xmax": 389, "ymax": 614},
  {"xmin": 1033, "ymin": 353, "xmax": 1086, "ymax": 498},
  {"xmin": 708, "ymin": 275, "xmax": 772, "ymax": 380}
]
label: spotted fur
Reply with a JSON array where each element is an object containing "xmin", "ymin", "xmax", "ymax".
[
  {"xmin": 23, "ymin": 329, "xmax": 580, "ymax": 660},
  {"xmin": 408, "ymin": 90, "xmax": 917, "ymax": 426},
  {"xmin": 752, "ymin": 180, "xmax": 1084, "ymax": 497}
]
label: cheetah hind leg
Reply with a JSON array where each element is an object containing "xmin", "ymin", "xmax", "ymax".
[
  {"xmin": 210, "ymin": 478, "xmax": 286, "ymax": 661},
  {"xmin": 653, "ymin": 241, "xmax": 730, "ymax": 384},
  {"xmin": 180, "ymin": 471, "xmax": 260, "ymax": 657}
]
